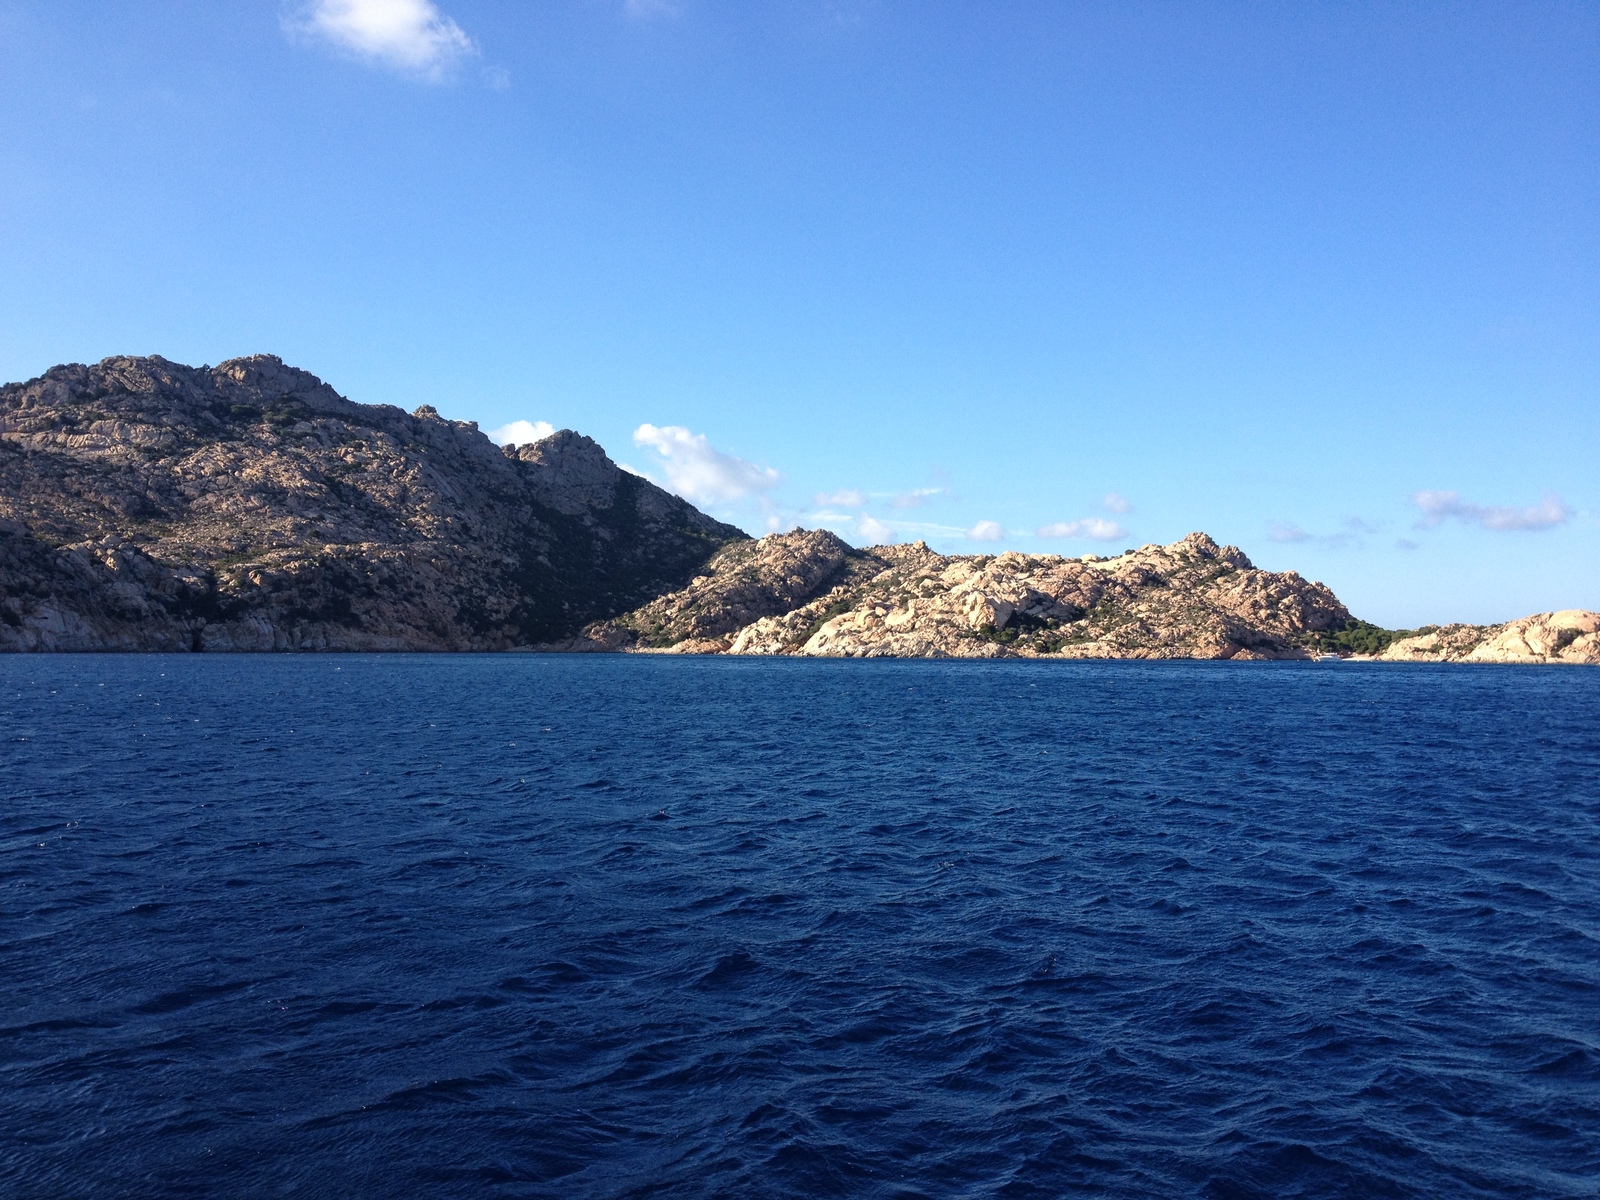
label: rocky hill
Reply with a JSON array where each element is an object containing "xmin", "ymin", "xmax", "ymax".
[
  {"xmin": 0, "ymin": 355, "xmax": 743, "ymax": 650},
  {"xmin": 1374, "ymin": 611, "xmax": 1600, "ymax": 665},
  {"xmin": 4, "ymin": 354, "xmax": 1591, "ymax": 661},
  {"xmin": 582, "ymin": 528, "xmax": 1355, "ymax": 659}
]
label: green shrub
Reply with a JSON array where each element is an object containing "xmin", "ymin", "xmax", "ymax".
[{"xmin": 1302, "ymin": 618, "xmax": 1432, "ymax": 656}]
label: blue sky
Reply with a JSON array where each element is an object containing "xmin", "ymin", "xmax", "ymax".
[{"xmin": 1, "ymin": 1, "xmax": 1595, "ymax": 626}]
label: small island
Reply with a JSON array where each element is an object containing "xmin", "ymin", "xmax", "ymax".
[{"xmin": 2, "ymin": 355, "xmax": 1594, "ymax": 663}]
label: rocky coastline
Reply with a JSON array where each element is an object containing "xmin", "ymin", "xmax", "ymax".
[
  {"xmin": 1369, "ymin": 611, "xmax": 1599, "ymax": 665},
  {"xmin": 585, "ymin": 529, "xmax": 1354, "ymax": 660},
  {"xmin": 585, "ymin": 529, "xmax": 1598, "ymax": 664},
  {"xmin": 1, "ymin": 355, "xmax": 1593, "ymax": 663}
]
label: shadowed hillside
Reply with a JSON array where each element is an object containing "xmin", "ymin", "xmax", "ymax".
[{"xmin": 0, "ymin": 355, "xmax": 744, "ymax": 650}]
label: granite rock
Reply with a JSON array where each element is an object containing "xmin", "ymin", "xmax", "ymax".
[
  {"xmin": 1376, "ymin": 610, "xmax": 1600, "ymax": 664},
  {"xmin": 587, "ymin": 529, "xmax": 1354, "ymax": 659}
]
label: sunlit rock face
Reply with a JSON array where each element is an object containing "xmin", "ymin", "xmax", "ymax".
[
  {"xmin": 586, "ymin": 528, "xmax": 1357, "ymax": 660},
  {"xmin": 1378, "ymin": 611, "xmax": 1600, "ymax": 664}
]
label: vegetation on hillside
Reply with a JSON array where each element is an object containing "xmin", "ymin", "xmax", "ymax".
[{"xmin": 1300, "ymin": 618, "xmax": 1434, "ymax": 657}]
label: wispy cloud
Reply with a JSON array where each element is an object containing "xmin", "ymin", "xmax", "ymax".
[
  {"xmin": 891, "ymin": 487, "xmax": 946, "ymax": 510},
  {"xmin": 1412, "ymin": 490, "xmax": 1572, "ymax": 532},
  {"xmin": 1102, "ymin": 492, "xmax": 1132, "ymax": 515},
  {"xmin": 488, "ymin": 419, "xmax": 554, "ymax": 446},
  {"xmin": 1267, "ymin": 515, "xmax": 1385, "ymax": 548},
  {"xmin": 808, "ymin": 512, "xmax": 970, "ymax": 546},
  {"xmin": 1037, "ymin": 517, "xmax": 1124, "ymax": 541},
  {"xmin": 632, "ymin": 424, "xmax": 780, "ymax": 507},
  {"xmin": 285, "ymin": 0, "xmax": 475, "ymax": 80},
  {"xmin": 815, "ymin": 488, "xmax": 866, "ymax": 508},
  {"xmin": 967, "ymin": 520, "xmax": 1005, "ymax": 542}
]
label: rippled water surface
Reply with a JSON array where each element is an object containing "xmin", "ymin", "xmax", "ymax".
[{"xmin": 2, "ymin": 655, "xmax": 1598, "ymax": 1198}]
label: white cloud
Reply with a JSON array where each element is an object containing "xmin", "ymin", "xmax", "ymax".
[
  {"xmin": 1037, "ymin": 517, "xmax": 1124, "ymax": 541},
  {"xmin": 1412, "ymin": 490, "xmax": 1572, "ymax": 532},
  {"xmin": 1102, "ymin": 492, "xmax": 1132, "ymax": 514},
  {"xmin": 488, "ymin": 419, "xmax": 554, "ymax": 446},
  {"xmin": 286, "ymin": 0, "xmax": 475, "ymax": 79},
  {"xmin": 632, "ymin": 424, "xmax": 781, "ymax": 507},
  {"xmin": 815, "ymin": 488, "xmax": 866, "ymax": 508},
  {"xmin": 858, "ymin": 515, "xmax": 896, "ymax": 544},
  {"xmin": 891, "ymin": 487, "xmax": 946, "ymax": 509},
  {"xmin": 968, "ymin": 520, "xmax": 1006, "ymax": 541},
  {"xmin": 1267, "ymin": 521, "xmax": 1312, "ymax": 544}
]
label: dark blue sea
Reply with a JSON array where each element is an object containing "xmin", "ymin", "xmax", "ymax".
[{"xmin": 2, "ymin": 656, "xmax": 1597, "ymax": 1198}]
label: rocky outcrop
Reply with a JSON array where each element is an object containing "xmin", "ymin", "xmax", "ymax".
[
  {"xmin": 0, "ymin": 355, "xmax": 744, "ymax": 650},
  {"xmin": 585, "ymin": 529, "xmax": 1354, "ymax": 659},
  {"xmin": 1375, "ymin": 610, "xmax": 1600, "ymax": 664},
  {"xmin": 606, "ymin": 528, "xmax": 877, "ymax": 652}
]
